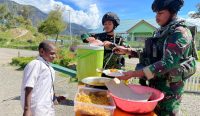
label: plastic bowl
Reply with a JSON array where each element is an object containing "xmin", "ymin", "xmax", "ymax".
[{"xmin": 109, "ymin": 84, "xmax": 164, "ymax": 113}]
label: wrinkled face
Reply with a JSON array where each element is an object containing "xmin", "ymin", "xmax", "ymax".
[
  {"xmin": 40, "ymin": 45, "xmax": 56, "ymax": 62},
  {"xmin": 156, "ymin": 10, "xmax": 171, "ymax": 26},
  {"xmin": 103, "ymin": 20, "xmax": 114, "ymax": 32}
]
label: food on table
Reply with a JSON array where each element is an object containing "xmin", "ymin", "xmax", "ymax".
[
  {"xmin": 76, "ymin": 92, "xmax": 110, "ymax": 105},
  {"xmin": 109, "ymin": 69, "xmax": 118, "ymax": 72},
  {"xmin": 76, "ymin": 105, "xmax": 110, "ymax": 116},
  {"xmin": 75, "ymin": 91, "xmax": 113, "ymax": 116},
  {"xmin": 103, "ymin": 69, "xmax": 124, "ymax": 77}
]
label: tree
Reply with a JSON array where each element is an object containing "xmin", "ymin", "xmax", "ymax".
[
  {"xmin": 0, "ymin": 5, "xmax": 16, "ymax": 29},
  {"xmin": 4, "ymin": 12, "xmax": 15, "ymax": 29},
  {"xmin": 15, "ymin": 15, "xmax": 32, "ymax": 27},
  {"xmin": 0, "ymin": 4, "xmax": 8, "ymax": 23},
  {"xmin": 15, "ymin": 6, "xmax": 32, "ymax": 27},
  {"xmin": 0, "ymin": 4, "xmax": 32, "ymax": 29},
  {"xmin": 191, "ymin": 3, "xmax": 200, "ymax": 18},
  {"xmin": 189, "ymin": 3, "xmax": 200, "ymax": 50},
  {"xmin": 38, "ymin": 9, "xmax": 67, "ymax": 42},
  {"xmin": 18, "ymin": 6, "xmax": 30, "ymax": 20}
]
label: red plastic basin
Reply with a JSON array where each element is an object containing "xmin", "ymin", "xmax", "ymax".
[{"xmin": 109, "ymin": 84, "xmax": 164, "ymax": 113}]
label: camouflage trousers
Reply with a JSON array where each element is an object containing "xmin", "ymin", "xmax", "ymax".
[
  {"xmin": 154, "ymin": 94, "xmax": 182, "ymax": 116},
  {"xmin": 149, "ymin": 79, "xmax": 184, "ymax": 116}
]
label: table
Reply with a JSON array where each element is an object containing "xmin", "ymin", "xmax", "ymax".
[
  {"xmin": 76, "ymin": 108, "xmax": 157, "ymax": 116},
  {"xmin": 113, "ymin": 108, "xmax": 156, "ymax": 116}
]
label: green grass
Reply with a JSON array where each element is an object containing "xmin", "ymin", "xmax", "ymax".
[
  {"xmin": 0, "ymin": 27, "xmax": 80, "ymax": 51},
  {"xmin": 0, "ymin": 39, "xmax": 39, "ymax": 50},
  {"xmin": 0, "ymin": 25, "xmax": 46, "ymax": 50},
  {"xmin": 0, "ymin": 31, "xmax": 13, "ymax": 39}
]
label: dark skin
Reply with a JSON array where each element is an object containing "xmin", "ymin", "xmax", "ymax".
[
  {"xmin": 23, "ymin": 44, "xmax": 64, "ymax": 116},
  {"xmin": 23, "ymin": 87, "xmax": 33, "ymax": 116}
]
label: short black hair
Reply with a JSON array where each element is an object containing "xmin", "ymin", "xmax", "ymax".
[{"xmin": 38, "ymin": 40, "xmax": 54, "ymax": 52}]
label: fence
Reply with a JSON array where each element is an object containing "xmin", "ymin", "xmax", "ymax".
[{"xmin": 185, "ymin": 76, "xmax": 200, "ymax": 93}]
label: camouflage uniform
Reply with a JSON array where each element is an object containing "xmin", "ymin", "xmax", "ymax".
[
  {"xmin": 132, "ymin": 20, "xmax": 196, "ymax": 115},
  {"xmin": 81, "ymin": 32, "xmax": 128, "ymax": 69}
]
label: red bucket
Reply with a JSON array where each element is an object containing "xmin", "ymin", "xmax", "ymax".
[{"xmin": 109, "ymin": 84, "xmax": 164, "ymax": 113}]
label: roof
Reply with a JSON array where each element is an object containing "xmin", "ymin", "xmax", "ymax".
[
  {"xmin": 90, "ymin": 19, "xmax": 159, "ymax": 34},
  {"xmin": 90, "ymin": 19, "xmax": 200, "ymax": 33},
  {"xmin": 127, "ymin": 20, "xmax": 157, "ymax": 33}
]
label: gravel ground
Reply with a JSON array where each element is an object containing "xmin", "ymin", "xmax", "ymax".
[
  {"xmin": 0, "ymin": 48, "xmax": 76, "ymax": 116},
  {"xmin": 0, "ymin": 48, "xmax": 200, "ymax": 116},
  {"xmin": 180, "ymin": 93, "xmax": 200, "ymax": 116}
]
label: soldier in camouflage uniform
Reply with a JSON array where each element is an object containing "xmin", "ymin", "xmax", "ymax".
[
  {"xmin": 113, "ymin": 0, "xmax": 197, "ymax": 115},
  {"xmin": 81, "ymin": 12, "xmax": 128, "ymax": 69}
]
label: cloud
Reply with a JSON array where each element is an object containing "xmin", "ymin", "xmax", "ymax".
[
  {"xmin": 185, "ymin": 18, "xmax": 200, "ymax": 27},
  {"xmin": 178, "ymin": 11, "xmax": 200, "ymax": 28},
  {"xmin": 63, "ymin": 4, "xmax": 100, "ymax": 29},
  {"xmin": 68, "ymin": 0, "xmax": 97, "ymax": 9},
  {"xmin": 187, "ymin": 11, "xmax": 200, "ymax": 27},
  {"xmin": 179, "ymin": 17, "xmax": 200, "ymax": 28},
  {"xmin": 188, "ymin": 11, "xmax": 196, "ymax": 17},
  {"xmin": 11, "ymin": 0, "xmax": 101, "ymax": 29}
]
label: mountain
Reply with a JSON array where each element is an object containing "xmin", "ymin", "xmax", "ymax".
[
  {"xmin": 0, "ymin": 0, "xmax": 47, "ymax": 26},
  {"xmin": 0, "ymin": 0, "xmax": 90, "ymax": 35},
  {"xmin": 62, "ymin": 23, "xmax": 90, "ymax": 35}
]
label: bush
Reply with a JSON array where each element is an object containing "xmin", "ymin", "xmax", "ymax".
[
  {"xmin": 60, "ymin": 57, "xmax": 72, "ymax": 67},
  {"xmin": 27, "ymin": 39, "xmax": 33, "ymax": 43},
  {"xmin": 25, "ymin": 25, "xmax": 37, "ymax": 33},
  {"xmin": 11, "ymin": 49, "xmax": 76, "ymax": 69},
  {"xmin": 11, "ymin": 57, "xmax": 35, "ymax": 69},
  {"xmin": 0, "ymin": 38, "xmax": 8, "ymax": 47},
  {"xmin": 53, "ymin": 48, "xmax": 76, "ymax": 67}
]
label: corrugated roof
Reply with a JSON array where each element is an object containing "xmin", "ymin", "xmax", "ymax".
[
  {"xmin": 127, "ymin": 20, "xmax": 157, "ymax": 33},
  {"xmin": 90, "ymin": 19, "xmax": 200, "ymax": 33},
  {"xmin": 90, "ymin": 19, "xmax": 159, "ymax": 33},
  {"xmin": 90, "ymin": 20, "xmax": 132, "ymax": 33}
]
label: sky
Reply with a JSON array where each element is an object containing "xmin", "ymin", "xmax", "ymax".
[{"xmin": 11, "ymin": 0, "xmax": 200, "ymax": 29}]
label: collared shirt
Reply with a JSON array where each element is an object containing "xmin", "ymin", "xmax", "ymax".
[{"xmin": 21, "ymin": 56, "xmax": 55, "ymax": 112}]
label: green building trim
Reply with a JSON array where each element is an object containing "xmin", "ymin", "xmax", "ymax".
[{"xmin": 127, "ymin": 20, "xmax": 156, "ymax": 41}]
